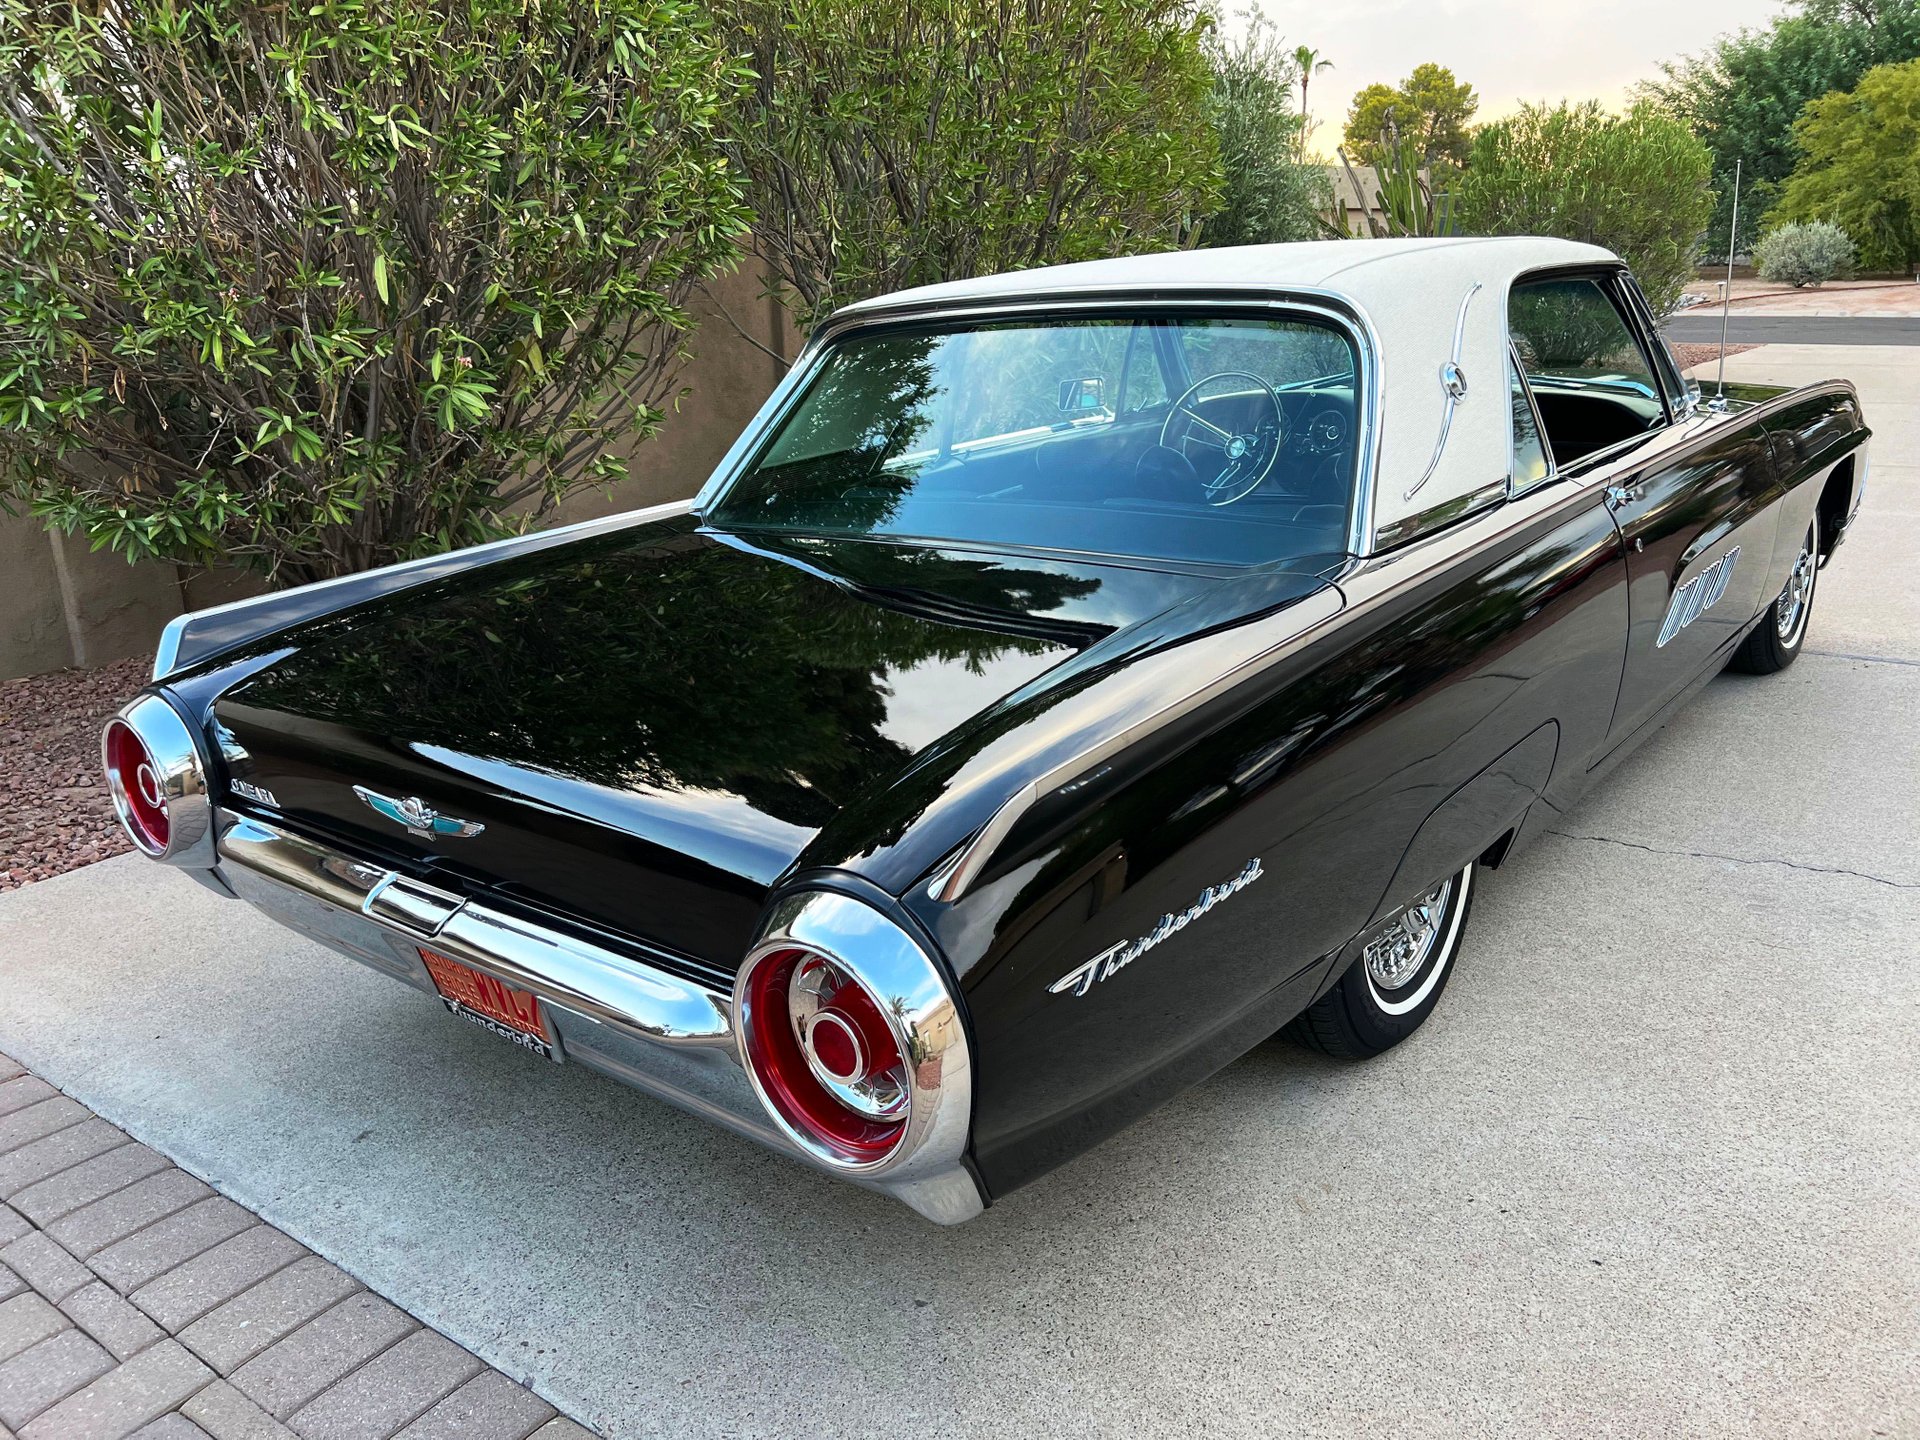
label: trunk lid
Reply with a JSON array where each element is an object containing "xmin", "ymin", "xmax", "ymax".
[{"xmin": 211, "ymin": 514, "xmax": 1219, "ymax": 975}]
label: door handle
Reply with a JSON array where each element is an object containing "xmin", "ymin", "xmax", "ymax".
[{"xmin": 1605, "ymin": 483, "xmax": 1644, "ymax": 507}]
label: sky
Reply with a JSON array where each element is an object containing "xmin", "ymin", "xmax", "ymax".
[{"xmin": 1250, "ymin": 0, "xmax": 1795, "ymax": 157}]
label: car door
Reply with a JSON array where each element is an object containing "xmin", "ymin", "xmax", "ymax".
[{"xmin": 1509, "ymin": 270, "xmax": 1779, "ymax": 752}]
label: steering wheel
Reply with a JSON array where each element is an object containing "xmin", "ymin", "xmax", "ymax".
[{"xmin": 1159, "ymin": 370, "xmax": 1287, "ymax": 506}]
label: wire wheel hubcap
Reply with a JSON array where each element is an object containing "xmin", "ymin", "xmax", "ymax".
[
  {"xmin": 1365, "ymin": 877, "xmax": 1453, "ymax": 992},
  {"xmin": 1775, "ymin": 528, "xmax": 1816, "ymax": 643}
]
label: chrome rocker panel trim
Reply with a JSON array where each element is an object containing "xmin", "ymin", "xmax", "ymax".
[{"xmin": 210, "ymin": 814, "xmax": 985, "ymax": 1225}]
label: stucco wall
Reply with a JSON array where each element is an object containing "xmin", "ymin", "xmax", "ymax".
[{"xmin": 0, "ymin": 264, "xmax": 792, "ymax": 682}]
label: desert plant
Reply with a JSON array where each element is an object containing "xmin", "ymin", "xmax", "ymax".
[
  {"xmin": 1454, "ymin": 102, "xmax": 1714, "ymax": 316},
  {"xmin": 0, "ymin": 0, "xmax": 752, "ymax": 585},
  {"xmin": 715, "ymin": 0, "xmax": 1222, "ymax": 332},
  {"xmin": 1200, "ymin": 14, "xmax": 1332, "ymax": 248},
  {"xmin": 1754, "ymin": 221, "xmax": 1857, "ymax": 285},
  {"xmin": 1769, "ymin": 58, "xmax": 1920, "ymax": 273},
  {"xmin": 1336, "ymin": 121, "xmax": 1454, "ymax": 238}
]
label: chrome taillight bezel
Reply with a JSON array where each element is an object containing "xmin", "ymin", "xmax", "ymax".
[
  {"xmin": 734, "ymin": 891, "xmax": 971, "ymax": 1183},
  {"xmin": 101, "ymin": 693, "xmax": 217, "ymax": 868}
]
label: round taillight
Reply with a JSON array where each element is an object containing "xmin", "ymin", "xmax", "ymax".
[
  {"xmin": 739, "ymin": 946, "xmax": 909, "ymax": 1164},
  {"xmin": 104, "ymin": 719, "xmax": 171, "ymax": 855}
]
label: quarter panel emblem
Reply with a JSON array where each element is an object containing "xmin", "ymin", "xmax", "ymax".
[
  {"xmin": 1048, "ymin": 858, "xmax": 1264, "ymax": 999},
  {"xmin": 352, "ymin": 786, "xmax": 485, "ymax": 840},
  {"xmin": 1657, "ymin": 545, "xmax": 1740, "ymax": 648}
]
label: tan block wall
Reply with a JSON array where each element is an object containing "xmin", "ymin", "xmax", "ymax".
[{"xmin": 0, "ymin": 264, "xmax": 791, "ymax": 682}]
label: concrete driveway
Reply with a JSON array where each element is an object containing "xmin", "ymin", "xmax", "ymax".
[{"xmin": 2, "ymin": 345, "xmax": 1916, "ymax": 1438}]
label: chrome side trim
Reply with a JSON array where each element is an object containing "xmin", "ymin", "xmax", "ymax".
[
  {"xmin": 103, "ymin": 693, "xmax": 218, "ymax": 867},
  {"xmin": 153, "ymin": 500, "xmax": 694, "ymax": 681},
  {"xmin": 933, "ymin": 585, "xmax": 1345, "ymax": 902},
  {"xmin": 1374, "ymin": 477, "xmax": 1507, "ymax": 551},
  {"xmin": 1404, "ymin": 281, "xmax": 1483, "ymax": 504},
  {"xmin": 219, "ymin": 817, "xmax": 733, "ymax": 1049}
]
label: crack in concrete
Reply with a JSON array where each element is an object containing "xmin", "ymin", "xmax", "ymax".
[
  {"xmin": 1802, "ymin": 647, "xmax": 1920, "ymax": 669},
  {"xmin": 1544, "ymin": 828, "xmax": 1920, "ymax": 890}
]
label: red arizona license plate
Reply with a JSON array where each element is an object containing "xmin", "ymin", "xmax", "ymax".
[{"xmin": 419, "ymin": 948, "xmax": 557, "ymax": 1062}]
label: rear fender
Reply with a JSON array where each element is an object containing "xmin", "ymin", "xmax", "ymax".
[{"xmin": 1364, "ymin": 720, "xmax": 1560, "ymax": 931}]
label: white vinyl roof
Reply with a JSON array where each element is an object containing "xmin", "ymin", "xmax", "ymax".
[{"xmin": 833, "ymin": 237, "xmax": 1624, "ymax": 548}]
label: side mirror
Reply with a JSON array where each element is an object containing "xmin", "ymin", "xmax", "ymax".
[{"xmin": 1058, "ymin": 377, "xmax": 1106, "ymax": 415}]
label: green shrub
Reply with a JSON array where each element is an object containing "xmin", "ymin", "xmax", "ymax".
[
  {"xmin": 1755, "ymin": 221, "xmax": 1857, "ymax": 286},
  {"xmin": 0, "ymin": 0, "xmax": 751, "ymax": 585},
  {"xmin": 1453, "ymin": 102, "xmax": 1714, "ymax": 316},
  {"xmin": 1199, "ymin": 15, "xmax": 1332, "ymax": 249},
  {"xmin": 716, "ymin": 0, "xmax": 1222, "ymax": 329},
  {"xmin": 1769, "ymin": 58, "xmax": 1920, "ymax": 274}
]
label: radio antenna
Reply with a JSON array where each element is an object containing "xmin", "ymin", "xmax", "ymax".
[{"xmin": 1711, "ymin": 158, "xmax": 1741, "ymax": 411}]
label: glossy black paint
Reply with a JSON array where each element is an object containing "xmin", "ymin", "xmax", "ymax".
[
  {"xmin": 910, "ymin": 384, "xmax": 1866, "ymax": 1199},
  {"xmin": 179, "ymin": 514, "xmax": 1260, "ymax": 974},
  {"xmin": 156, "ymin": 332, "xmax": 1867, "ymax": 1210}
]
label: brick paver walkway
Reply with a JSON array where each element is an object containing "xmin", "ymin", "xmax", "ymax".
[{"xmin": 0, "ymin": 1053, "xmax": 595, "ymax": 1440}]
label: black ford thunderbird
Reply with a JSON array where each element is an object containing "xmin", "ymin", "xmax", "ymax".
[{"xmin": 105, "ymin": 238, "xmax": 1868, "ymax": 1223}]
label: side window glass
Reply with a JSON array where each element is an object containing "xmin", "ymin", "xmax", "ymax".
[
  {"xmin": 1509, "ymin": 277, "xmax": 1668, "ymax": 467},
  {"xmin": 1121, "ymin": 324, "xmax": 1169, "ymax": 413},
  {"xmin": 1509, "ymin": 356, "xmax": 1550, "ymax": 490},
  {"xmin": 949, "ymin": 321, "xmax": 1126, "ymax": 446}
]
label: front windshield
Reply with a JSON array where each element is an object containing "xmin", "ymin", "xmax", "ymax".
[{"xmin": 710, "ymin": 313, "xmax": 1362, "ymax": 566}]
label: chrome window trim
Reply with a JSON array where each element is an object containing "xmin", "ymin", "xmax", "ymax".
[
  {"xmin": 1507, "ymin": 344, "xmax": 1559, "ymax": 499},
  {"xmin": 1373, "ymin": 478, "xmax": 1509, "ymax": 551},
  {"xmin": 1504, "ymin": 262, "xmax": 1681, "ymax": 494},
  {"xmin": 1618, "ymin": 272, "xmax": 1693, "ymax": 420},
  {"xmin": 695, "ymin": 290, "xmax": 1387, "ymax": 559}
]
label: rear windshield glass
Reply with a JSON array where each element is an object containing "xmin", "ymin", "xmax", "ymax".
[{"xmin": 709, "ymin": 314, "xmax": 1362, "ymax": 566}]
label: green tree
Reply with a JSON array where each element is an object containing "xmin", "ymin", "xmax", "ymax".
[
  {"xmin": 1341, "ymin": 63, "xmax": 1477, "ymax": 167},
  {"xmin": 1200, "ymin": 16, "xmax": 1334, "ymax": 247},
  {"xmin": 1454, "ymin": 102, "xmax": 1714, "ymax": 315},
  {"xmin": 1643, "ymin": 0, "xmax": 1920, "ymax": 254},
  {"xmin": 1770, "ymin": 59, "xmax": 1920, "ymax": 272},
  {"xmin": 0, "ymin": 0, "xmax": 751, "ymax": 586},
  {"xmin": 717, "ymin": 0, "xmax": 1222, "ymax": 331}
]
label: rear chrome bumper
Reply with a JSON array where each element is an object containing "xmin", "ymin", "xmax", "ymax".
[{"xmin": 206, "ymin": 813, "xmax": 984, "ymax": 1224}]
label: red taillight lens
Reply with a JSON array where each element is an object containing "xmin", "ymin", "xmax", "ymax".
[
  {"xmin": 104, "ymin": 719, "xmax": 170, "ymax": 855},
  {"xmin": 740, "ymin": 946, "xmax": 908, "ymax": 1164}
]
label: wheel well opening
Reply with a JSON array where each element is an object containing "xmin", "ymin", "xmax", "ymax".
[
  {"xmin": 1817, "ymin": 454, "xmax": 1855, "ymax": 561},
  {"xmin": 1479, "ymin": 827, "xmax": 1517, "ymax": 870}
]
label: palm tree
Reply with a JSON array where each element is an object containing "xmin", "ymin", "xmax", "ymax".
[{"xmin": 1293, "ymin": 45, "xmax": 1333, "ymax": 157}]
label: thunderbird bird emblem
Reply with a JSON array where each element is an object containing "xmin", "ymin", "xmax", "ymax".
[{"xmin": 352, "ymin": 786, "xmax": 485, "ymax": 840}]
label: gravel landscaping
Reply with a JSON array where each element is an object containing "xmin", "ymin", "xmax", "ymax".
[
  {"xmin": 1672, "ymin": 340, "xmax": 1760, "ymax": 370},
  {"xmin": 0, "ymin": 658, "xmax": 146, "ymax": 892}
]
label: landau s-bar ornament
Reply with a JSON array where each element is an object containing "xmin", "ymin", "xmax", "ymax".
[{"xmin": 1048, "ymin": 858, "xmax": 1265, "ymax": 999}]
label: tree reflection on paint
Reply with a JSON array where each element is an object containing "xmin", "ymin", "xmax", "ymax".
[{"xmin": 233, "ymin": 519, "xmax": 1101, "ymax": 828}]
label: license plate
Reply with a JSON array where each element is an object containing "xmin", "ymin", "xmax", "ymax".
[{"xmin": 419, "ymin": 948, "xmax": 557, "ymax": 1062}]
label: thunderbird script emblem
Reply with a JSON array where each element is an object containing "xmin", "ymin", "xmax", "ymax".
[{"xmin": 352, "ymin": 787, "xmax": 485, "ymax": 840}]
